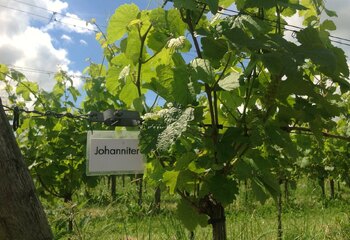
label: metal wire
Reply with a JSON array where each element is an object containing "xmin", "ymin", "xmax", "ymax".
[{"xmin": 1, "ymin": 104, "xmax": 90, "ymax": 120}]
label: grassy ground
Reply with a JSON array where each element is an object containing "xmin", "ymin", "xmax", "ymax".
[{"xmin": 42, "ymin": 177, "xmax": 350, "ymax": 240}]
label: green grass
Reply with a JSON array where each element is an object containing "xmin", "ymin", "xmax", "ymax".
[{"xmin": 42, "ymin": 177, "xmax": 350, "ymax": 240}]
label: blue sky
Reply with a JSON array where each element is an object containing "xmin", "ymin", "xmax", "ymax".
[
  {"xmin": 0, "ymin": 0, "xmax": 165, "ymax": 91},
  {"xmin": 0, "ymin": 0, "xmax": 349, "ymax": 95},
  {"xmin": 46, "ymin": 0, "xmax": 165, "ymax": 72}
]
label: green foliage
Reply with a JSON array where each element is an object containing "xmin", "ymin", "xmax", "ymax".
[
  {"xmin": 100, "ymin": 0, "xmax": 350, "ymax": 234},
  {"xmin": 107, "ymin": 4, "xmax": 140, "ymax": 43},
  {"xmin": 1, "ymin": 69, "xmax": 98, "ymax": 202},
  {"xmin": 177, "ymin": 198, "xmax": 208, "ymax": 231},
  {"xmin": 2, "ymin": 0, "xmax": 349, "ymax": 238}
]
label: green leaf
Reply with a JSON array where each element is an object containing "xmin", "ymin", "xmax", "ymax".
[
  {"xmin": 52, "ymin": 83, "xmax": 65, "ymax": 98},
  {"xmin": 217, "ymin": 127, "xmax": 248, "ymax": 162},
  {"xmin": 146, "ymin": 65, "xmax": 174, "ymax": 102},
  {"xmin": 175, "ymin": 152, "xmax": 196, "ymax": 170},
  {"xmin": 133, "ymin": 96, "xmax": 145, "ymax": 113},
  {"xmin": 10, "ymin": 70, "xmax": 25, "ymax": 81},
  {"xmin": 147, "ymin": 30, "xmax": 169, "ymax": 52},
  {"xmin": 177, "ymin": 198, "xmax": 208, "ymax": 231},
  {"xmin": 234, "ymin": 14, "xmax": 271, "ymax": 36},
  {"xmin": 309, "ymin": 118, "xmax": 324, "ymax": 143},
  {"xmin": 260, "ymin": 51, "xmax": 296, "ymax": 75},
  {"xmin": 333, "ymin": 47, "xmax": 349, "ymax": 77},
  {"xmin": 106, "ymin": 66, "xmax": 124, "ymax": 95},
  {"xmin": 218, "ymin": 91, "xmax": 243, "ymax": 122},
  {"xmin": 297, "ymin": 27, "xmax": 324, "ymax": 48},
  {"xmin": 52, "ymin": 122, "xmax": 63, "ymax": 131},
  {"xmin": 206, "ymin": 175, "xmax": 238, "ymax": 205},
  {"xmin": 0, "ymin": 64, "xmax": 9, "ymax": 79},
  {"xmin": 139, "ymin": 119, "xmax": 165, "ymax": 154},
  {"xmin": 218, "ymin": 72, "xmax": 241, "ymax": 91},
  {"xmin": 106, "ymin": 54, "xmax": 133, "ymax": 95},
  {"xmin": 177, "ymin": 170, "xmax": 197, "ymax": 192},
  {"xmin": 122, "ymin": 29, "xmax": 142, "ymax": 65},
  {"xmin": 190, "ymin": 58, "xmax": 215, "ymax": 84},
  {"xmin": 304, "ymin": 47, "xmax": 337, "ymax": 76},
  {"xmin": 223, "ymin": 27, "xmax": 262, "ymax": 51},
  {"xmin": 145, "ymin": 160, "xmax": 166, "ymax": 185},
  {"xmin": 324, "ymin": 8, "xmax": 337, "ymax": 17},
  {"xmin": 204, "ymin": 0, "xmax": 218, "ymax": 14},
  {"xmin": 251, "ymin": 178, "xmax": 270, "ymax": 204},
  {"xmin": 278, "ymin": 0, "xmax": 307, "ymax": 11},
  {"xmin": 156, "ymin": 107, "xmax": 195, "ymax": 151},
  {"xmin": 173, "ymin": 65, "xmax": 199, "ymax": 105},
  {"xmin": 188, "ymin": 161, "xmax": 207, "ymax": 174},
  {"xmin": 243, "ymin": 0, "xmax": 275, "ymax": 9},
  {"xmin": 173, "ymin": 0, "xmax": 197, "ymax": 10},
  {"xmin": 219, "ymin": 0, "xmax": 235, "ymax": 8},
  {"xmin": 321, "ymin": 19, "xmax": 336, "ymax": 31},
  {"xmin": 278, "ymin": 73, "xmax": 314, "ymax": 97},
  {"xmin": 142, "ymin": 48, "xmax": 173, "ymax": 87},
  {"xmin": 107, "ymin": 4, "xmax": 140, "ymax": 43},
  {"xmin": 257, "ymin": 173, "xmax": 280, "ymax": 201},
  {"xmin": 16, "ymin": 81, "xmax": 38, "ymax": 101},
  {"xmin": 163, "ymin": 170, "xmax": 179, "ymax": 194},
  {"xmin": 119, "ymin": 79, "xmax": 139, "ymax": 108},
  {"xmin": 296, "ymin": 28, "xmax": 344, "ymax": 76},
  {"xmin": 149, "ymin": 8, "xmax": 186, "ymax": 36},
  {"xmin": 201, "ymin": 37, "xmax": 228, "ymax": 68},
  {"xmin": 333, "ymin": 76, "xmax": 350, "ymax": 93},
  {"xmin": 68, "ymin": 86, "xmax": 80, "ymax": 102},
  {"xmin": 265, "ymin": 123, "xmax": 298, "ymax": 158}
]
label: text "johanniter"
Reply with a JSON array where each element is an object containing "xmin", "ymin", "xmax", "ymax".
[{"xmin": 94, "ymin": 146, "xmax": 140, "ymax": 155}]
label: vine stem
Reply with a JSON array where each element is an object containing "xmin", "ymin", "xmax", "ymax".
[
  {"xmin": 277, "ymin": 179, "xmax": 283, "ymax": 240},
  {"xmin": 276, "ymin": 4, "xmax": 282, "ymax": 35},
  {"xmin": 135, "ymin": 0, "xmax": 169, "ymax": 100},
  {"xmin": 182, "ymin": 12, "xmax": 228, "ymax": 240},
  {"xmin": 136, "ymin": 26, "xmax": 151, "ymax": 98},
  {"xmin": 281, "ymin": 126, "xmax": 350, "ymax": 142},
  {"xmin": 183, "ymin": 10, "xmax": 219, "ymax": 159}
]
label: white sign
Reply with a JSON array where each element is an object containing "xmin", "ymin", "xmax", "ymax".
[{"xmin": 86, "ymin": 130, "xmax": 144, "ymax": 175}]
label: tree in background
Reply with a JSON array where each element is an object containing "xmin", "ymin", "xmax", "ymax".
[{"xmin": 0, "ymin": 71, "xmax": 52, "ymax": 239}]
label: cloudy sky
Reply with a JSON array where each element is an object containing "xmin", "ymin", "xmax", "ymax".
[
  {"xmin": 0, "ymin": 0, "xmax": 163, "ymax": 92},
  {"xmin": 0, "ymin": 0, "xmax": 349, "ymax": 93}
]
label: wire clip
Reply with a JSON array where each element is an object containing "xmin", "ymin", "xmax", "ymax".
[{"xmin": 88, "ymin": 109, "xmax": 141, "ymax": 127}]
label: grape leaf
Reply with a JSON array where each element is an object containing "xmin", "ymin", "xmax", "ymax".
[
  {"xmin": 204, "ymin": 0, "xmax": 219, "ymax": 14},
  {"xmin": 218, "ymin": 72, "xmax": 241, "ymax": 91},
  {"xmin": 177, "ymin": 198, "xmax": 208, "ymax": 231},
  {"xmin": 206, "ymin": 174, "xmax": 238, "ymax": 206},
  {"xmin": 107, "ymin": 4, "xmax": 140, "ymax": 43},
  {"xmin": 163, "ymin": 170, "xmax": 179, "ymax": 194},
  {"xmin": 190, "ymin": 58, "xmax": 215, "ymax": 85}
]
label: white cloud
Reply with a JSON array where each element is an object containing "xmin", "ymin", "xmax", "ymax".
[
  {"xmin": 67, "ymin": 70, "xmax": 83, "ymax": 88},
  {"xmin": 46, "ymin": 0, "xmax": 68, "ymax": 13},
  {"xmin": 0, "ymin": 0, "xmax": 68, "ymax": 23},
  {"xmin": 44, "ymin": 12, "xmax": 97, "ymax": 34},
  {"xmin": 61, "ymin": 34, "xmax": 72, "ymax": 42},
  {"xmin": 79, "ymin": 39, "xmax": 88, "ymax": 46},
  {"xmin": 5, "ymin": 27, "xmax": 70, "ymax": 90},
  {"xmin": 0, "ymin": 0, "xmax": 86, "ymax": 93},
  {"xmin": 284, "ymin": 13, "xmax": 303, "ymax": 43}
]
